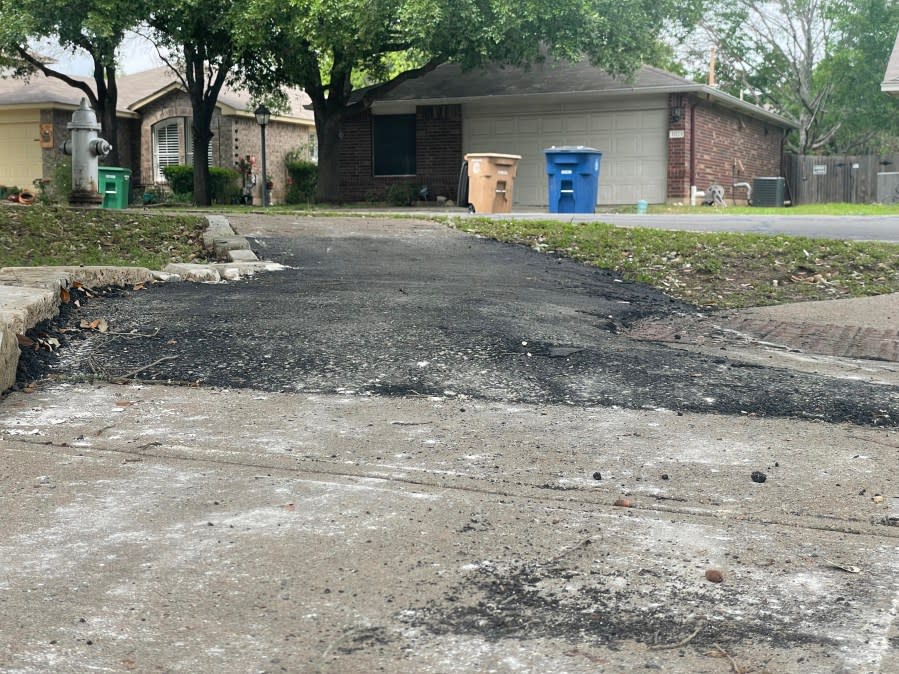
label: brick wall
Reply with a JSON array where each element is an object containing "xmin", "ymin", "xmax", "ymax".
[
  {"xmin": 137, "ymin": 90, "xmax": 314, "ymax": 203},
  {"xmin": 339, "ymin": 105, "xmax": 462, "ymax": 202},
  {"xmin": 667, "ymin": 94, "xmax": 784, "ymax": 203}
]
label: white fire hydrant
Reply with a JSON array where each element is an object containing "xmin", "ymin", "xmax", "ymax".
[{"xmin": 61, "ymin": 98, "xmax": 112, "ymax": 205}]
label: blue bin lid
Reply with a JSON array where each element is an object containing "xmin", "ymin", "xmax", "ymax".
[{"xmin": 544, "ymin": 145, "xmax": 601, "ymax": 154}]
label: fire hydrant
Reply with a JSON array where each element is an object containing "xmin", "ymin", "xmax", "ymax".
[{"xmin": 61, "ymin": 98, "xmax": 112, "ymax": 206}]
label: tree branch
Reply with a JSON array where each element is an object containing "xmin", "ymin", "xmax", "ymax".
[
  {"xmin": 15, "ymin": 48, "xmax": 98, "ymax": 108},
  {"xmin": 348, "ymin": 57, "xmax": 445, "ymax": 114}
]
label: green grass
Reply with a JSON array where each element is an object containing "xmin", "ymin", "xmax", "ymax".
[
  {"xmin": 451, "ymin": 217, "xmax": 899, "ymax": 309},
  {"xmin": 0, "ymin": 204, "xmax": 209, "ymax": 269}
]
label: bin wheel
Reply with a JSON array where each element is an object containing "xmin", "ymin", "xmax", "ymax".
[{"xmin": 467, "ymin": 204, "xmax": 475, "ymax": 214}]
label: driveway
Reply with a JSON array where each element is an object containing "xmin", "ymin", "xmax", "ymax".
[{"xmin": 1, "ymin": 215, "xmax": 898, "ymax": 673}]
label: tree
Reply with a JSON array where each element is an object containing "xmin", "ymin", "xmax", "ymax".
[
  {"xmin": 0, "ymin": 0, "xmax": 145, "ymax": 166},
  {"xmin": 242, "ymin": 0, "xmax": 698, "ymax": 202},
  {"xmin": 689, "ymin": 0, "xmax": 838, "ymax": 154},
  {"xmin": 145, "ymin": 0, "xmax": 248, "ymax": 206},
  {"xmin": 817, "ymin": 0, "xmax": 899, "ymax": 153}
]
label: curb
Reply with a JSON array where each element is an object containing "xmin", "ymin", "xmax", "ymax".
[{"xmin": 0, "ymin": 214, "xmax": 284, "ymax": 394}]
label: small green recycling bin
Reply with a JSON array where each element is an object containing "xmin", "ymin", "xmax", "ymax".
[{"xmin": 99, "ymin": 167, "xmax": 131, "ymax": 209}]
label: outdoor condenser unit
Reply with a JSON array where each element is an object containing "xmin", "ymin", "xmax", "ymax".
[{"xmin": 751, "ymin": 177, "xmax": 785, "ymax": 207}]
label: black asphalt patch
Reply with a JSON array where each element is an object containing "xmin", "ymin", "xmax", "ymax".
[{"xmin": 29, "ymin": 230, "xmax": 899, "ymax": 426}]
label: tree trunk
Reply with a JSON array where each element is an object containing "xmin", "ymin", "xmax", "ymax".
[
  {"xmin": 314, "ymin": 103, "xmax": 345, "ymax": 203},
  {"xmin": 192, "ymin": 108, "xmax": 213, "ymax": 206},
  {"xmin": 99, "ymin": 104, "xmax": 120, "ymax": 166}
]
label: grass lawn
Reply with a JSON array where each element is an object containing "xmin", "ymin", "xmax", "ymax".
[
  {"xmin": 4, "ymin": 203, "xmax": 899, "ymax": 311},
  {"xmin": 0, "ymin": 204, "xmax": 209, "ymax": 269},
  {"xmin": 451, "ymin": 217, "xmax": 899, "ymax": 309},
  {"xmin": 621, "ymin": 202, "xmax": 899, "ymax": 216}
]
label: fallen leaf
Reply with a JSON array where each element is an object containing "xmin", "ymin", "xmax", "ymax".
[
  {"xmin": 60, "ymin": 287, "xmax": 70, "ymax": 303},
  {"xmin": 282, "ymin": 503, "xmax": 296, "ymax": 512},
  {"xmin": 115, "ymin": 400, "xmax": 135, "ymax": 407},
  {"xmin": 16, "ymin": 334, "xmax": 34, "ymax": 347},
  {"xmin": 133, "ymin": 283, "xmax": 145, "ymax": 291},
  {"xmin": 613, "ymin": 498, "xmax": 633, "ymax": 508},
  {"xmin": 873, "ymin": 494, "xmax": 885, "ymax": 504}
]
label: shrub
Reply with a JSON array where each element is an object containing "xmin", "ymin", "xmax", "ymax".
[
  {"xmin": 161, "ymin": 165, "xmax": 240, "ymax": 204},
  {"xmin": 386, "ymin": 182, "xmax": 419, "ymax": 206},
  {"xmin": 285, "ymin": 159, "xmax": 317, "ymax": 204},
  {"xmin": 209, "ymin": 167, "xmax": 240, "ymax": 204},
  {"xmin": 161, "ymin": 165, "xmax": 194, "ymax": 195}
]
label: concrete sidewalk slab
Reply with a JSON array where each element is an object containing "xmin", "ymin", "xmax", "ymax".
[{"xmin": 1, "ymin": 383, "xmax": 897, "ymax": 673}]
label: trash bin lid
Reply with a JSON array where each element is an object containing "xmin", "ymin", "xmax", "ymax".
[
  {"xmin": 544, "ymin": 146, "xmax": 601, "ymax": 154},
  {"xmin": 464, "ymin": 153, "xmax": 522, "ymax": 160}
]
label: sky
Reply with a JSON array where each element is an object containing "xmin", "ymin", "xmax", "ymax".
[{"xmin": 35, "ymin": 32, "xmax": 164, "ymax": 76}]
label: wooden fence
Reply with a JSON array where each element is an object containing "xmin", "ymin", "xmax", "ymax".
[{"xmin": 783, "ymin": 153, "xmax": 899, "ymax": 204}]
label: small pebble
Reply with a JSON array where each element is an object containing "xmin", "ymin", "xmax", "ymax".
[
  {"xmin": 613, "ymin": 498, "xmax": 632, "ymax": 508},
  {"xmin": 751, "ymin": 471, "xmax": 767, "ymax": 484},
  {"xmin": 592, "ymin": 471, "xmax": 602, "ymax": 480},
  {"xmin": 705, "ymin": 569, "xmax": 724, "ymax": 583},
  {"xmin": 661, "ymin": 473, "xmax": 669, "ymax": 480}
]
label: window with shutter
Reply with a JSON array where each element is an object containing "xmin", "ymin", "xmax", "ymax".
[{"xmin": 153, "ymin": 121, "xmax": 180, "ymax": 183}]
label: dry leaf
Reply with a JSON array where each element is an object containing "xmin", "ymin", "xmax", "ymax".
[
  {"xmin": 96, "ymin": 319, "xmax": 108, "ymax": 333},
  {"xmin": 133, "ymin": 283, "xmax": 145, "ymax": 291},
  {"xmin": 115, "ymin": 400, "xmax": 135, "ymax": 407},
  {"xmin": 16, "ymin": 334, "xmax": 34, "ymax": 347},
  {"xmin": 60, "ymin": 287, "xmax": 70, "ymax": 304},
  {"xmin": 72, "ymin": 280, "xmax": 83, "ymax": 289},
  {"xmin": 282, "ymin": 503, "xmax": 296, "ymax": 512}
]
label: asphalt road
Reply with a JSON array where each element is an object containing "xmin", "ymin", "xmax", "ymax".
[{"xmin": 39, "ymin": 216, "xmax": 899, "ymax": 426}]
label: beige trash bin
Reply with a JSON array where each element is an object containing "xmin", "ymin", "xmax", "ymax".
[{"xmin": 464, "ymin": 153, "xmax": 521, "ymax": 213}]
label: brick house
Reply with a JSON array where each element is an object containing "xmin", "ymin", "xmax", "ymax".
[
  {"xmin": 0, "ymin": 68, "xmax": 315, "ymax": 204},
  {"xmin": 341, "ymin": 59, "xmax": 795, "ymax": 206}
]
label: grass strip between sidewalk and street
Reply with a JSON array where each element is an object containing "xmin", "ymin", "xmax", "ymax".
[
  {"xmin": 451, "ymin": 217, "xmax": 899, "ymax": 309},
  {"xmin": 0, "ymin": 205, "xmax": 209, "ymax": 269}
]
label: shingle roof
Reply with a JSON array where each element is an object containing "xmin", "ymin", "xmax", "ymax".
[
  {"xmin": 362, "ymin": 59, "xmax": 795, "ymax": 128},
  {"xmin": 883, "ymin": 32, "xmax": 899, "ymax": 95},
  {"xmin": 0, "ymin": 67, "xmax": 313, "ymax": 122}
]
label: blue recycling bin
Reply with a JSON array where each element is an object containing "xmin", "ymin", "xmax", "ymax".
[{"xmin": 544, "ymin": 146, "xmax": 602, "ymax": 213}]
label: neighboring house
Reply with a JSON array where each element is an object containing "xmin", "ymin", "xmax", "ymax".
[
  {"xmin": 341, "ymin": 59, "xmax": 796, "ymax": 206},
  {"xmin": 0, "ymin": 68, "xmax": 315, "ymax": 204},
  {"xmin": 881, "ymin": 32, "xmax": 899, "ymax": 97}
]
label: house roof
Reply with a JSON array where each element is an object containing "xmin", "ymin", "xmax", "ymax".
[
  {"xmin": 883, "ymin": 31, "xmax": 899, "ymax": 95},
  {"xmin": 0, "ymin": 67, "xmax": 314, "ymax": 123},
  {"xmin": 364, "ymin": 59, "xmax": 796, "ymax": 128}
]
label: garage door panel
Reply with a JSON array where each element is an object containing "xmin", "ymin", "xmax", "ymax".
[
  {"xmin": 0, "ymin": 111, "xmax": 43, "ymax": 189},
  {"xmin": 464, "ymin": 100, "xmax": 666, "ymax": 205}
]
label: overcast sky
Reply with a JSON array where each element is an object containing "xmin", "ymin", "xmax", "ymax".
[{"xmin": 36, "ymin": 32, "xmax": 164, "ymax": 76}]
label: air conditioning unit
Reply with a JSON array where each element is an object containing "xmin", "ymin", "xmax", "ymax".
[{"xmin": 752, "ymin": 177, "xmax": 785, "ymax": 207}]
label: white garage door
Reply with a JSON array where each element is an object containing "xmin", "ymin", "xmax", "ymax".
[
  {"xmin": 0, "ymin": 111, "xmax": 43, "ymax": 190},
  {"xmin": 463, "ymin": 97, "xmax": 667, "ymax": 206}
]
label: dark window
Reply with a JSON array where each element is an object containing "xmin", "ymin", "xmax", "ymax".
[{"xmin": 373, "ymin": 114, "xmax": 416, "ymax": 176}]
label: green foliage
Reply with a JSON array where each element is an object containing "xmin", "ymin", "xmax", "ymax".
[
  {"xmin": 209, "ymin": 167, "xmax": 241, "ymax": 204},
  {"xmin": 452, "ymin": 216, "xmax": 899, "ymax": 308},
  {"xmin": 386, "ymin": 183, "xmax": 419, "ymax": 207},
  {"xmin": 0, "ymin": 205, "xmax": 208, "ymax": 268},
  {"xmin": 162, "ymin": 165, "xmax": 195, "ymax": 195},
  {"xmin": 162, "ymin": 165, "xmax": 240, "ymax": 203},
  {"xmin": 284, "ymin": 160, "xmax": 317, "ymax": 204}
]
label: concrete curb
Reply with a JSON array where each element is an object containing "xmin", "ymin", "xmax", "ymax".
[{"xmin": 0, "ymin": 214, "xmax": 283, "ymax": 394}]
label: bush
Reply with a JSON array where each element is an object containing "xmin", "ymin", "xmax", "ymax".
[
  {"xmin": 161, "ymin": 165, "xmax": 240, "ymax": 204},
  {"xmin": 285, "ymin": 159, "xmax": 317, "ymax": 204},
  {"xmin": 161, "ymin": 165, "xmax": 194, "ymax": 195},
  {"xmin": 386, "ymin": 182, "xmax": 419, "ymax": 206},
  {"xmin": 209, "ymin": 167, "xmax": 240, "ymax": 204}
]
